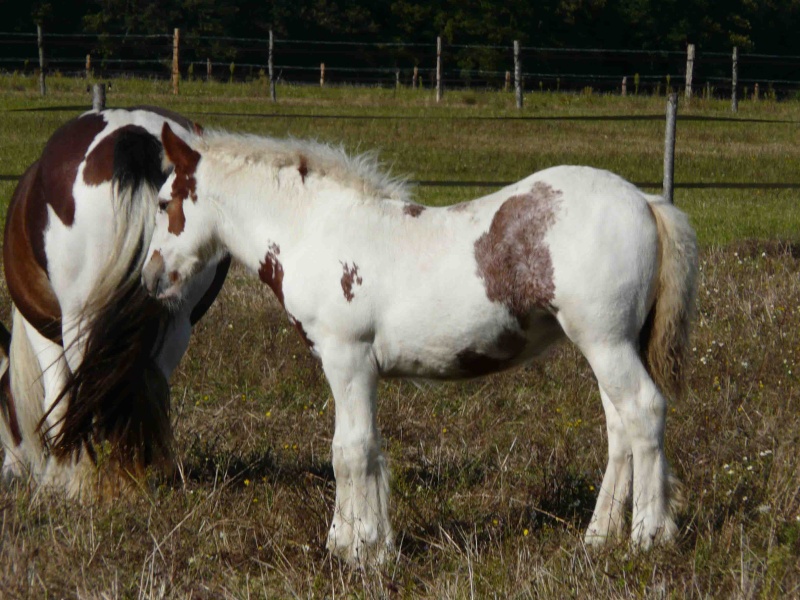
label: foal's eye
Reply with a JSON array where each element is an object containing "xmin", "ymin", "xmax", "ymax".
[{"xmin": 158, "ymin": 198, "xmax": 170, "ymax": 212}]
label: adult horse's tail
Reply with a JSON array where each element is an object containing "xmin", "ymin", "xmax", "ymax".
[
  {"xmin": 49, "ymin": 127, "xmax": 173, "ymax": 479},
  {"xmin": 642, "ymin": 197, "xmax": 698, "ymax": 398}
]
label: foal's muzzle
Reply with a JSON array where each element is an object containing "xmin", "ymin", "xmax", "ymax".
[{"xmin": 142, "ymin": 251, "xmax": 166, "ymax": 298}]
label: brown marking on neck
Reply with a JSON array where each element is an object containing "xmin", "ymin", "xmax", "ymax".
[
  {"xmin": 162, "ymin": 123, "xmax": 201, "ymax": 236},
  {"xmin": 457, "ymin": 328, "xmax": 527, "ymax": 377},
  {"xmin": 474, "ymin": 182, "xmax": 562, "ymax": 325},
  {"xmin": 403, "ymin": 203, "xmax": 426, "ymax": 217},
  {"xmin": 3, "ymin": 161, "xmax": 63, "ymax": 344},
  {"xmin": 340, "ymin": 262, "xmax": 363, "ymax": 303},
  {"xmin": 298, "ymin": 155, "xmax": 309, "ymax": 183},
  {"xmin": 259, "ymin": 243, "xmax": 285, "ymax": 306},
  {"xmin": 39, "ymin": 113, "xmax": 107, "ymax": 228}
]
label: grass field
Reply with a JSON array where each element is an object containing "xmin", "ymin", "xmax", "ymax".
[{"xmin": 0, "ymin": 75, "xmax": 799, "ymax": 598}]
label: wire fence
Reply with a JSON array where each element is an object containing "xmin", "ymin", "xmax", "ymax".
[{"xmin": 3, "ymin": 30, "xmax": 800, "ymax": 98}]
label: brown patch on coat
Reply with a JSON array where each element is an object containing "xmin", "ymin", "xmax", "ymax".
[
  {"xmin": 457, "ymin": 328, "xmax": 527, "ymax": 377},
  {"xmin": 474, "ymin": 182, "xmax": 562, "ymax": 325},
  {"xmin": 83, "ymin": 124, "xmax": 152, "ymax": 186},
  {"xmin": 161, "ymin": 123, "xmax": 201, "ymax": 237},
  {"xmin": 403, "ymin": 203, "xmax": 426, "ymax": 217},
  {"xmin": 3, "ymin": 161, "xmax": 63, "ymax": 344},
  {"xmin": 39, "ymin": 112, "xmax": 107, "ymax": 228},
  {"xmin": 340, "ymin": 262, "xmax": 363, "ymax": 303},
  {"xmin": 289, "ymin": 315, "xmax": 315, "ymax": 349},
  {"xmin": 190, "ymin": 254, "xmax": 231, "ymax": 325},
  {"xmin": 259, "ymin": 243, "xmax": 285, "ymax": 306},
  {"xmin": 298, "ymin": 155, "xmax": 309, "ymax": 183}
]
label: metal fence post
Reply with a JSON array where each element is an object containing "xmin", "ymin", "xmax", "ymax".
[
  {"xmin": 663, "ymin": 93, "xmax": 678, "ymax": 204},
  {"xmin": 92, "ymin": 83, "xmax": 106, "ymax": 111},
  {"xmin": 514, "ymin": 40, "xmax": 523, "ymax": 109},
  {"xmin": 685, "ymin": 43, "xmax": 695, "ymax": 100},
  {"xmin": 269, "ymin": 30, "xmax": 276, "ymax": 102},
  {"xmin": 37, "ymin": 24, "xmax": 46, "ymax": 96},
  {"xmin": 731, "ymin": 46, "xmax": 739, "ymax": 112},
  {"xmin": 436, "ymin": 36, "xmax": 443, "ymax": 102}
]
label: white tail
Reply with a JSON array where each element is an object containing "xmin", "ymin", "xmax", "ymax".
[{"xmin": 643, "ymin": 197, "xmax": 699, "ymax": 398}]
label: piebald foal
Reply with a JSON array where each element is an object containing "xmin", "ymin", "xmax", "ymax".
[{"xmin": 143, "ymin": 124, "xmax": 697, "ymax": 563}]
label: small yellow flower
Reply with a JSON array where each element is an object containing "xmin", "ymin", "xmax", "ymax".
[
  {"xmin": 442, "ymin": 427, "xmax": 447, "ymax": 433},
  {"xmin": 252, "ymin": 498, "xmax": 258, "ymax": 503},
  {"xmin": 203, "ymin": 395, "xmax": 209, "ymax": 401},
  {"xmin": 523, "ymin": 529, "xmax": 529, "ymax": 536},
  {"xmin": 589, "ymin": 485, "xmax": 595, "ymax": 491},
  {"xmin": 492, "ymin": 519, "xmax": 498, "ymax": 526},
  {"xmin": 244, "ymin": 479, "xmax": 250, "ymax": 486},
  {"xmin": 266, "ymin": 411, "xmax": 271, "ymax": 418}
]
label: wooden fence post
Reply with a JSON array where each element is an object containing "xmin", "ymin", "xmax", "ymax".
[
  {"xmin": 172, "ymin": 28, "xmax": 180, "ymax": 95},
  {"xmin": 85, "ymin": 54, "xmax": 91, "ymax": 79},
  {"xmin": 685, "ymin": 43, "xmax": 695, "ymax": 100},
  {"xmin": 412, "ymin": 66, "xmax": 418, "ymax": 89},
  {"xmin": 514, "ymin": 40, "xmax": 523, "ymax": 109},
  {"xmin": 395, "ymin": 69, "xmax": 400, "ymax": 89},
  {"xmin": 731, "ymin": 46, "xmax": 738, "ymax": 113},
  {"xmin": 754, "ymin": 82, "xmax": 759, "ymax": 101},
  {"xmin": 436, "ymin": 36, "xmax": 443, "ymax": 103},
  {"xmin": 269, "ymin": 30, "xmax": 276, "ymax": 102},
  {"xmin": 37, "ymin": 24, "xmax": 46, "ymax": 96},
  {"xmin": 663, "ymin": 93, "xmax": 678, "ymax": 204},
  {"xmin": 505, "ymin": 71, "xmax": 511, "ymax": 91},
  {"xmin": 320, "ymin": 63, "xmax": 325, "ymax": 87},
  {"xmin": 92, "ymin": 83, "xmax": 106, "ymax": 111},
  {"xmin": 621, "ymin": 76, "xmax": 627, "ymax": 96},
  {"xmin": 206, "ymin": 58, "xmax": 211, "ymax": 81}
]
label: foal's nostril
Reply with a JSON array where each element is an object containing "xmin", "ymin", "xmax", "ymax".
[{"xmin": 142, "ymin": 251, "xmax": 165, "ymax": 296}]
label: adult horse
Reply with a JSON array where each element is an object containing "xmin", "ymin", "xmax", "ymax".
[
  {"xmin": 0, "ymin": 107, "xmax": 230, "ymax": 498},
  {"xmin": 143, "ymin": 124, "xmax": 697, "ymax": 562}
]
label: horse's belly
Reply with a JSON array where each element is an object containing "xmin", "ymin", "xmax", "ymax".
[{"xmin": 376, "ymin": 309, "xmax": 563, "ymax": 380}]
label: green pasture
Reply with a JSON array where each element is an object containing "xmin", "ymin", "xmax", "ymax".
[{"xmin": 2, "ymin": 73, "xmax": 800, "ymax": 245}]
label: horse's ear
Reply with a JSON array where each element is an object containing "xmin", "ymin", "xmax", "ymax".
[{"xmin": 161, "ymin": 122, "xmax": 201, "ymax": 170}]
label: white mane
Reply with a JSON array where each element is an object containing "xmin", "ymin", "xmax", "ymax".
[{"xmin": 199, "ymin": 130, "xmax": 410, "ymax": 202}]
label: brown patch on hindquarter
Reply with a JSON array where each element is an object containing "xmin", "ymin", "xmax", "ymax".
[
  {"xmin": 40, "ymin": 112, "xmax": 107, "ymax": 227},
  {"xmin": 403, "ymin": 203, "xmax": 426, "ymax": 217},
  {"xmin": 83, "ymin": 124, "xmax": 154, "ymax": 185},
  {"xmin": 259, "ymin": 243, "xmax": 285, "ymax": 306},
  {"xmin": 340, "ymin": 262, "xmax": 363, "ymax": 303},
  {"xmin": 474, "ymin": 182, "xmax": 562, "ymax": 324},
  {"xmin": 457, "ymin": 328, "xmax": 528, "ymax": 377},
  {"xmin": 3, "ymin": 161, "xmax": 63, "ymax": 343}
]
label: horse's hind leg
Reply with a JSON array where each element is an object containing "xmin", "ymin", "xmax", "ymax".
[
  {"xmin": 320, "ymin": 342, "xmax": 393, "ymax": 564},
  {"xmin": 585, "ymin": 387, "xmax": 633, "ymax": 545},
  {"xmin": 583, "ymin": 341, "xmax": 677, "ymax": 549}
]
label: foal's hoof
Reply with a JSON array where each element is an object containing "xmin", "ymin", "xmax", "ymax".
[
  {"xmin": 631, "ymin": 518, "xmax": 678, "ymax": 550},
  {"xmin": 326, "ymin": 522, "xmax": 393, "ymax": 566}
]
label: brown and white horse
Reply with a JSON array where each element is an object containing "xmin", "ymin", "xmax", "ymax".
[
  {"xmin": 0, "ymin": 107, "xmax": 229, "ymax": 498},
  {"xmin": 143, "ymin": 124, "xmax": 698, "ymax": 562}
]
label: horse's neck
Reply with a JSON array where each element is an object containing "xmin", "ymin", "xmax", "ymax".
[{"xmin": 210, "ymin": 167, "xmax": 372, "ymax": 271}]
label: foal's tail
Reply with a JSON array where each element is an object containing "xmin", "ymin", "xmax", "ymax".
[
  {"xmin": 50, "ymin": 127, "xmax": 173, "ymax": 472},
  {"xmin": 642, "ymin": 197, "xmax": 698, "ymax": 398}
]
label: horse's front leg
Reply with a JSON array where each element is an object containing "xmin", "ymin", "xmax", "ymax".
[{"xmin": 320, "ymin": 342, "xmax": 393, "ymax": 564}]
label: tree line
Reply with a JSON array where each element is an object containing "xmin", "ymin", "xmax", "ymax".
[{"xmin": 2, "ymin": 1, "xmax": 800, "ymax": 89}]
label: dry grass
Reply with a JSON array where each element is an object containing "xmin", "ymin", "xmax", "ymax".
[{"xmin": 2, "ymin": 243, "xmax": 798, "ymax": 598}]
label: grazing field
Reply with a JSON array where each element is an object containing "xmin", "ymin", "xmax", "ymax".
[{"xmin": 0, "ymin": 77, "xmax": 799, "ymax": 598}]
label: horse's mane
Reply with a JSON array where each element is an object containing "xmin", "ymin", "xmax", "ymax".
[{"xmin": 200, "ymin": 130, "xmax": 411, "ymax": 202}]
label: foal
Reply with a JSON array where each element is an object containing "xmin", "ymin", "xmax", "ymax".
[{"xmin": 143, "ymin": 124, "xmax": 697, "ymax": 562}]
